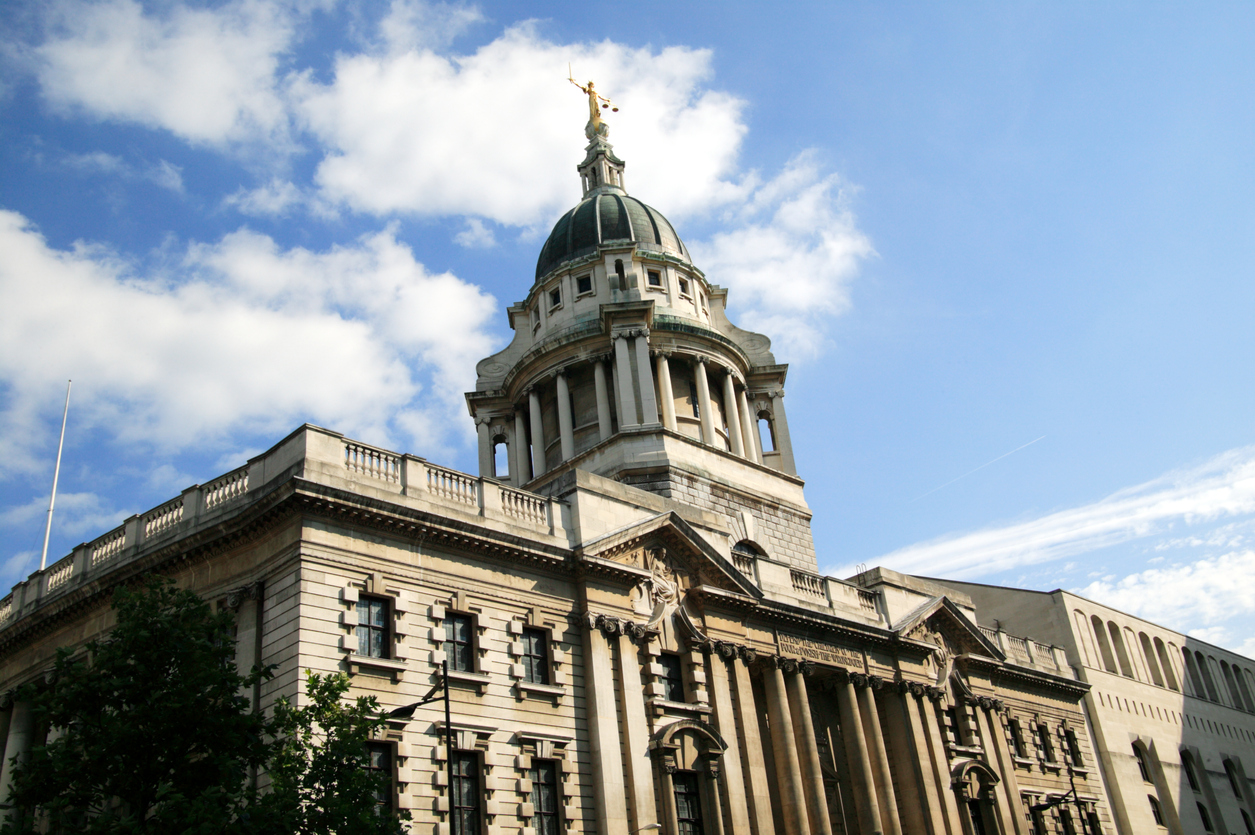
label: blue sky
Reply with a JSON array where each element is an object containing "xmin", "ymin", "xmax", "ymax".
[{"xmin": 2, "ymin": 1, "xmax": 1253, "ymax": 655}]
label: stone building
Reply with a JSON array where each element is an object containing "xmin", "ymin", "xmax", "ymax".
[
  {"xmin": 932, "ymin": 580, "xmax": 1255, "ymax": 835},
  {"xmin": 0, "ymin": 114, "xmax": 1114, "ymax": 835}
]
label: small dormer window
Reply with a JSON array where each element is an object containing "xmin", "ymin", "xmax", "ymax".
[
  {"xmin": 549, "ymin": 288, "xmax": 562, "ymax": 310},
  {"xmin": 678, "ymin": 278, "xmax": 690, "ymax": 297},
  {"xmin": 576, "ymin": 275, "xmax": 592, "ymax": 296},
  {"xmin": 647, "ymin": 270, "xmax": 661, "ymax": 288}
]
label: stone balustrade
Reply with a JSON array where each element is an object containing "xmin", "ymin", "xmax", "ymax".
[
  {"xmin": 978, "ymin": 623, "xmax": 1070, "ymax": 676},
  {"xmin": 0, "ymin": 425, "xmax": 564, "ymax": 631}
]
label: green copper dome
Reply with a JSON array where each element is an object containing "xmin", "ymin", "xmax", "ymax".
[{"xmin": 534, "ymin": 192, "xmax": 691, "ymax": 281}]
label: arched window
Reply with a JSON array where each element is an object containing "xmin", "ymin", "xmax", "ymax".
[
  {"xmin": 1198, "ymin": 652, "xmax": 1221, "ymax": 702},
  {"xmin": 1155, "ymin": 638, "xmax": 1180, "ymax": 691},
  {"xmin": 1108, "ymin": 621, "xmax": 1134, "ymax": 678},
  {"xmin": 1148, "ymin": 796, "xmax": 1165, "ymax": 826},
  {"xmin": 1184, "ymin": 649, "xmax": 1207, "ymax": 697},
  {"xmin": 1140, "ymin": 632, "xmax": 1164, "ymax": 686},
  {"xmin": 1092, "ymin": 615, "xmax": 1117, "ymax": 673},
  {"xmin": 1241, "ymin": 809, "xmax": 1254, "ymax": 835},
  {"xmin": 1198, "ymin": 801, "xmax": 1215, "ymax": 833},
  {"xmin": 1073, "ymin": 610, "xmax": 1095, "ymax": 667},
  {"xmin": 492, "ymin": 435, "xmax": 510, "ymax": 480},
  {"xmin": 757, "ymin": 410, "xmax": 776, "ymax": 453},
  {"xmin": 1222, "ymin": 661, "xmax": 1248, "ymax": 710},
  {"xmin": 1236, "ymin": 666, "xmax": 1255, "ymax": 712},
  {"xmin": 1225, "ymin": 759, "xmax": 1243, "ymax": 798},
  {"xmin": 614, "ymin": 259, "xmax": 626, "ymax": 291},
  {"xmin": 1181, "ymin": 750, "xmax": 1201, "ymax": 792},
  {"xmin": 1134, "ymin": 745, "xmax": 1152, "ymax": 783}
]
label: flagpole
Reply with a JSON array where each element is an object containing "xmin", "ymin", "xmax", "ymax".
[{"xmin": 40, "ymin": 380, "xmax": 71, "ymax": 571}]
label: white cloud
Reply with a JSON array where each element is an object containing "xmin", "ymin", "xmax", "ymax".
[
  {"xmin": 1078, "ymin": 550, "xmax": 1255, "ymax": 635},
  {"xmin": 36, "ymin": 0, "xmax": 294, "ymax": 147},
  {"xmin": 223, "ymin": 177, "xmax": 307, "ymax": 216},
  {"xmin": 689, "ymin": 153, "xmax": 875, "ymax": 357},
  {"xmin": 379, "ymin": 0, "xmax": 484, "ymax": 53},
  {"xmin": 0, "ymin": 491, "xmax": 127, "ymax": 540},
  {"xmin": 0, "ymin": 210, "xmax": 497, "ymax": 478},
  {"xmin": 63, "ymin": 151, "xmax": 184, "ymax": 192},
  {"xmin": 839, "ymin": 445, "xmax": 1255, "ymax": 580},
  {"xmin": 454, "ymin": 217, "xmax": 495, "ymax": 248}
]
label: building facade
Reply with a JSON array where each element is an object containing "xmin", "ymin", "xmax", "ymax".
[
  {"xmin": 933, "ymin": 581, "xmax": 1255, "ymax": 835},
  {"xmin": 0, "ymin": 114, "xmax": 1118, "ymax": 835}
]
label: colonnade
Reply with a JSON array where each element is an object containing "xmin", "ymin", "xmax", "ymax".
[{"xmin": 474, "ymin": 328, "xmax": 799, "ymax": 483}]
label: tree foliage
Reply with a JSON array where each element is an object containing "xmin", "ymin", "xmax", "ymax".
[{"xmin": 1, "ymin": 578, "xmax": 409, "ymax": 835}]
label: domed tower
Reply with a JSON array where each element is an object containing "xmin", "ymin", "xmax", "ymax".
[{"xmin": 466, "ymin": 108, "xmax": 815, "ymax": 571}]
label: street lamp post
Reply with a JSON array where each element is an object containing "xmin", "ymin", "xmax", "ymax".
[{"xmin": 387, "ymin": 660, "xmax": 455, "ymax": 832}]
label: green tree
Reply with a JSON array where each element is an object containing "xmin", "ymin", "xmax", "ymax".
[
  {"xmin": 2, "ymin": 577, "xmax": 272, "ymax": 834},
  {"xmin": 1, "ymin": 579, "xmax": 410, "ymax": 835},
  {"xmin": 258, "ymin": 671, "xmax": 409, "ymax": 835}
]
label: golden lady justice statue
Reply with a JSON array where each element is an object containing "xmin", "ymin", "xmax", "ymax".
[{"xmin": 568, "ymin": 66, "xmax": 618, "ymax": 139}]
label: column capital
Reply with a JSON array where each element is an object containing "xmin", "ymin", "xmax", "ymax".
[
  {"xmin": 850, "ymin": 672, "xmax": 870, "ymax": 689},
  {"xmin": 768, "ymin": 387, "xmax": 786, "ymax": 399},
  {"xmin": 474, "ymin": 415, "xmax": 492, "ymax": 427},
  {"xmin": 694, "ymin": 355, "xmax": 710, "ymax": 365}
]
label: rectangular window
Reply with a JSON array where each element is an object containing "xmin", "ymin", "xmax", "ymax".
[
  {"xmin": 673, "ymin": 771, "xmax": 705, "ymax": 835},
  {"xmin": 1065, "ymin": 729, "xmax": 1085, "ymax": 767},
  {"xmin": 1036, "ymin": 723, "xmax": 1056, "ymax": 762},
  {"xmin": 548, "ymin": 287, "xmax": 561, "ymax": 309},
  {"xmin": 944, "ymin": 706, "xmax": 962, "ymax": 746},
  {"xmin": 1059, "ymin": 808, "xmax": 1077, "ymax": 835},
  {"xmin": 647, "ymin": 270, "xmax": 661, "ymax": 287},
  {"xmin": 365, "ymin": 741, "xmax": 393, "ymax": 815},
  {"xmin": 678, "ymin": 277, "xmax": 690, "ymax": 296},
  {"xmin": 356, "ymin": 597, "xmax": 389, "ymax": 658},
  {"xmin": 529, "ymin": 759, "xmax": 561, "ymax": 835},
  {"xmin": 688, "ymin": 381, "xmax": 700, "ymax": 419},
  {"xmin": 659, "ymin": 653, "xmax": 684, "ymax": 702},
  {"xmin": 444, "ymin": 613, "xmax": 475, "ymax": 672},
  {"xmin": 576, "ymin": 274, "xmax": 592, "ymax": 295},
  {"xmin": 1009, "ymin": 718, "xmax": 1029, "ymax": 757},
  {"xmin": 452, "ymin": 752, "xmax": 481, "ymax": 835},
  {"xmin": 522, "ymin": 628, "xmax": 550, "ymax": 685}
]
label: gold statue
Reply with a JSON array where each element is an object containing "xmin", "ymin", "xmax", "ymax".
[{"xmin": 568, "ymin": 65, "xmax": 618, "ymax": 137}]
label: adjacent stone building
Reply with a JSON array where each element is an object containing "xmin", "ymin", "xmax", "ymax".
[
  {"xmin": 932, "ymin": 580, "xmax": 1255, "ymax": 835},
  {"xmin": 0, "ymin": 112, "xmax": 1139, "ymax": 835}
]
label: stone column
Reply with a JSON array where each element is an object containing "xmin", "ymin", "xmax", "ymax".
[
  {"xmin": 722, "ymin": 370, "xmax": 745, "ymax": 458},
  {"xmin": 837, "ymin": 675, "xmax": 884, "ymax": 835},
  {"xmin": 633, "ymin": 333, "xmax": 659, "ymax": 425},
  {"xmin": 694, "ymin": 357, "xmax": 716, "ymax": 446},
  {"xmin": 858, "ymin": 679, "xmax": 903, "ymax": 835},
  {"xmin": 764, "ymin": 661, "xmax": 811, "ymax": 835},
  {"xmin": 614, "ymin": 333, "xmax": 637, "ymax": 428},
  {"xmin": 771, "ymin": 389, "xmax": 797, "ymax": 475},
  {"xmin": 973, "ymin": 702, "xmax": 1024, "ymax": 835},
  {"xmin": 920, "ymin": 691, "xmax": 963, "ymax": 828},
  {"xmin": 881, "ymin": 686, "xmax": 930, "ymax": 835},
  {"xmin": 513, "ymin": 410, "xmax": 531, "ymax": 484},
  {"xmin": 738, "ymin": 388, "xmax": 760, "ymax": 464},
  {"xmin": 584, "ymin": 621, "xmax": 629, "ymax": 835},
  {"xmin": 705, "ymin": 769, "xmax": 727, "ymax": 835},
  {"xmin": 527, "ymin": 389, "xmax": 547, "ymax": 476},
  {"xmin": 901, "ymin": 689, "xmax": 955, "ymax": 835},
  {"xmin": 616, "ymin": 634, "xmax": 657, "ymax": 833},
  {"xmin": 786, "ymin": 668, "xmax": 833, "ymax": 835},
  {"xmin": 593, "ymin": 359, "xmax": 613, "ymax": 441},
  {"xmin": 0, "ymin": 701, "xmax": 34, "ymax": 825},
  {"xmin": 707, "ymin": 648, "xmax": 752, "ymax": 835},
  {"xmin": 656, "ymin": 352, "xmax": 677, "ymax": 431},
  {"xmin": 731, "ymin": 654, "xmax": 776, "ymax": 835},
  {"xmin": 475, "ymin": 416, "xmax": 493, "ymax": 478},
  {"xmin": 555, "ymin": 371, "xmax": 575, "ymax": 462}
]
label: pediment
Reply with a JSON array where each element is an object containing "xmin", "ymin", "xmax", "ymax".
[
  {"xmin": 576, "ymin": 512, "xmax": 762, "ymax": 602},
  {"xmin": 894, "ymin": 596, "xmax": 1003, "ymax": 662}
]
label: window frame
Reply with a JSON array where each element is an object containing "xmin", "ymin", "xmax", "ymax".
[
  {"xmin": 451, "ymin": 749, "xmax": 483, "ymax": 835},
  {"xmin": 575, "ymin": 274, "xmax": 593, "ymax": 298},
  {"xmin": 678, "ymin": 277, "xmax": 691, "ymax": 298},
  {"xmin": 356, "ymin": 595, "xmax": 391, "ymax": 659},
  {"xmin": 1197, "ymin": 800, "xmax": 1214, "ymax": 833},
  {"xmin": 1036, "ymin": 721, "xmax": 1057, "ymax": 763},
  {"xmin": 646, "ymin": 269, "xmax": 663, "ymax": 289},
  {"xmin": 1148, "ymin": 795, "xmax": 1165, "ymax": 826},
  {"xmin": 1134, "ymin": 745, "xmax": 1152, "ymax": 783},
  {"xmin": 672, "ymin": 769, "xmax": 705, "ymax": 835},
  {"xmin": 521, "ymin": 627, "xmax": 551, "ymax": 686},
  {"xmin": 1008, "ymin": 717, "xmax": 1030, "ymax": 759},
  {"xmin": 528, "ymin": 757, "xmax": 563, "ymax": 835},
  {"xmin": 444, "ymin": 611, "xmax": 478, "ymax": 674},
  {"xmin": 658, "ymin": 652, "xmax": 686, "ymax": 703},
  {"xmin": 547, "ymin": 286, "xmax": 562, "ymax": 312},
  {"xmin": 364, "ymin": 739, "xmax": 397, "ymax": 817},
  {"xmin": 1064, "ymin": 728, "xmax": 1085, "ymax": 768}
]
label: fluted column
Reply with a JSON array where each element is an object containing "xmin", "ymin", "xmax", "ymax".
[
  {"xmin": 738, "ymin": 389, "xmax": 760, "ymax": 464},
  {"xmin": 555, "ymin": 371, "xmax": 575, "ymax": 462},
  {"xmin": 475, "ymin": 416, "xmax": 493, "ymax": 478},
  {"xmin": 656, "ymin": 352, "xmax": 677, "ymax": 431},
  {"xmin": 633, "ymin": 333, "xmax": 659, "ymax": 425},
  {"xmin": 901, "ymin": 688, "xmax": 955, "ymax": 835},
  {"xmin": 881, "ymin": 685, "xmax": 929, "ymax": 835},
  {"xmin": 722, "ymin": 370, "xmax": 745, "ymax": 458},
  {"xmin": 731, "ymin": 653, "xmax": 776, "ymax": 835},
  {"xmin": 527, "ymin": 388, "xmax": 546, "ymax": 476},
  {"xmin": 859, "ymin": 679, "xmax": 902, "ymax": 835},
  {"xmin": 708, "ymin": 648, "xmax": 751, "ymax": 835},
  {"xmin": 616, "ymin": 634, "xmax": 657, "ymax": 833},
  {"xmin": 771, "ymin": 389, "xmax": 797, "ymax": 475},
  {"xmin": 837, "ymin": 675, "xmax": 883, "ymax": 835},
  {"xmin": 973, "ymin": 702, "xmax": 1025, "ymax": 835},
  {"xmin": 764, "ymin": 661, "xmax": 811, "ymax": 835},
  {"xmin": 593, "ymin": 359, "xmax": 613, "ymax": 441},
  {"xmin": 513, "ymin": 410, "xmax": 531, "ymax": 484},
  {"xmin": 920, "ymin": 691, "xmax": 963, "ymax": 828},
  {"xmin": 614, "ymin": 333, "xmax": 637, "ymax": 428},
  {"xmin": 0, "ymin": 701, "xmax": 34, "ymax": 825},
  {"xmin": 584, "ymin": 620, "xmax": 629, "ymax": 835},
  {"xmin": 694, "ymin": 357, "xmax": 716, "ymax": 445},
  {"xmin": 786, "ymin": 668, "xmax": 833, "ymax": 835}
]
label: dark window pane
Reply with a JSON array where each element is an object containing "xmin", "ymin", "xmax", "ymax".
[
  {"xmin": 530, "ymin": 760, "xmax": 560, "ymax": 835},
  {"xmin": 445, "ymin": 614, "xmax": 474, "ymax": 672},
  {"xmin": 356, "ymin": 597, "xmax": 389, "ymax": 658},
  {"xmin": 523, "ymin": 628, "xmax": 550, "ymax": 685},
  {"xmin": 659, "ymin": 654, "xmax": 684, "ymax": 702},
  {"xmin": 673, "ymin": 771, "xmax": 704, "ymax": 835}
]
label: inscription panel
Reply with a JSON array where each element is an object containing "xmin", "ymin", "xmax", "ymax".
[{"xmin": 777, "ymin": 633, "xmax": 865, "ymax": 670}]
